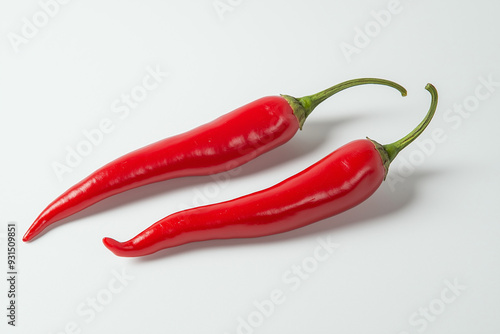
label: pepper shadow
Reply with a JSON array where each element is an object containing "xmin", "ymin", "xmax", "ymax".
[
  {"xmin": 34, "ymin": 115, "xmax": 361, "ymax": 240},
  {"xmin": 135, "ymin": 168, "xmax": 443, "ymax": 262}
]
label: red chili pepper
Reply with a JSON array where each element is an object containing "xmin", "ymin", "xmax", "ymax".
[
  {"xmin": 102, "ymin": 84, "xmax": 438, "ymax": 257},
  {"xmin": 23, "ymin": 78, "xmax": 406, "ymax": 242}
]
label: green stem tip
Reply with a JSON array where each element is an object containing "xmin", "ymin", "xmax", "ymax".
[
  {"xmin": 370, "ymin": 83, "xmax": 438, "ymax": 177},
  {"xmin": 281, "ymin": 78, "xmax": 407, "ymax": 129}
]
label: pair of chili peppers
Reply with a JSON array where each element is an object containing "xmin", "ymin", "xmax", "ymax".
[{"xmin": 23, "ymin": 78, "xmax": 438, "ymax": 258}]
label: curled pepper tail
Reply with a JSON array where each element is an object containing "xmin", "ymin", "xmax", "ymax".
[
  {"xmin": 102, "ymin": 237, "xmax": 155, "ymax": 257},
  {"xmin": 102, "ymin": 237, "xmax": 129, "ymax": 257}
]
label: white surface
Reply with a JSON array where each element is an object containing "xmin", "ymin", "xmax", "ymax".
[{"xmin": 1, "ymin": 0, "xmax": 499, "ymax": 333}]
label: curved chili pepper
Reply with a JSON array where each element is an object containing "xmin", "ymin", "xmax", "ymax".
[
  {"xmin": 23, "ymin": 78, "xmax": 406, "ymax": 242},
  {"xmin": 103, "ymin": 84, "xmax": 438, "ymax": 257}
]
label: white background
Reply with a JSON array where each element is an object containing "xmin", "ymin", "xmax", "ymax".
[{"xmin": 1, "ymin": 0, "xmax": 499, "ymax": 333}]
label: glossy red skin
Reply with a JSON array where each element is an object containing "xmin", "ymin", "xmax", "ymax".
[
  {"xmin": 103, "ymin": 139, "xmax": 386, "ymax": 257},
  {"xmin": 23, "ymin": 97, "xmax": 299, "ymax": 241}
]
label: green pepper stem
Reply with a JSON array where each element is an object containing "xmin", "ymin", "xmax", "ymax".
[
  {"xmin": 383, "ymin": 83, "xmax": 438, "ymax": 163},
  {"xmin": 281, "ymin": 78, "xmax": 407, "ymax": 129},
  {"xmin": 368, "ymin": 83, "xmax": 438, "ymax": 178}
]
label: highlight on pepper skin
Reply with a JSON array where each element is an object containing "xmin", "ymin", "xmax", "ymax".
[
  {"xmin": 102, "ymin": 84, "xmax": 437, "ymax": 257},
  {"xmin": 23, "ymin": 78, "xmax": 406, "ymax": 242}
]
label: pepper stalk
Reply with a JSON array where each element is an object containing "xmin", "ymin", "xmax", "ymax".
[{"xmin": 282, "ymin": 78, "xmax": 408, "ymax": 129}]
